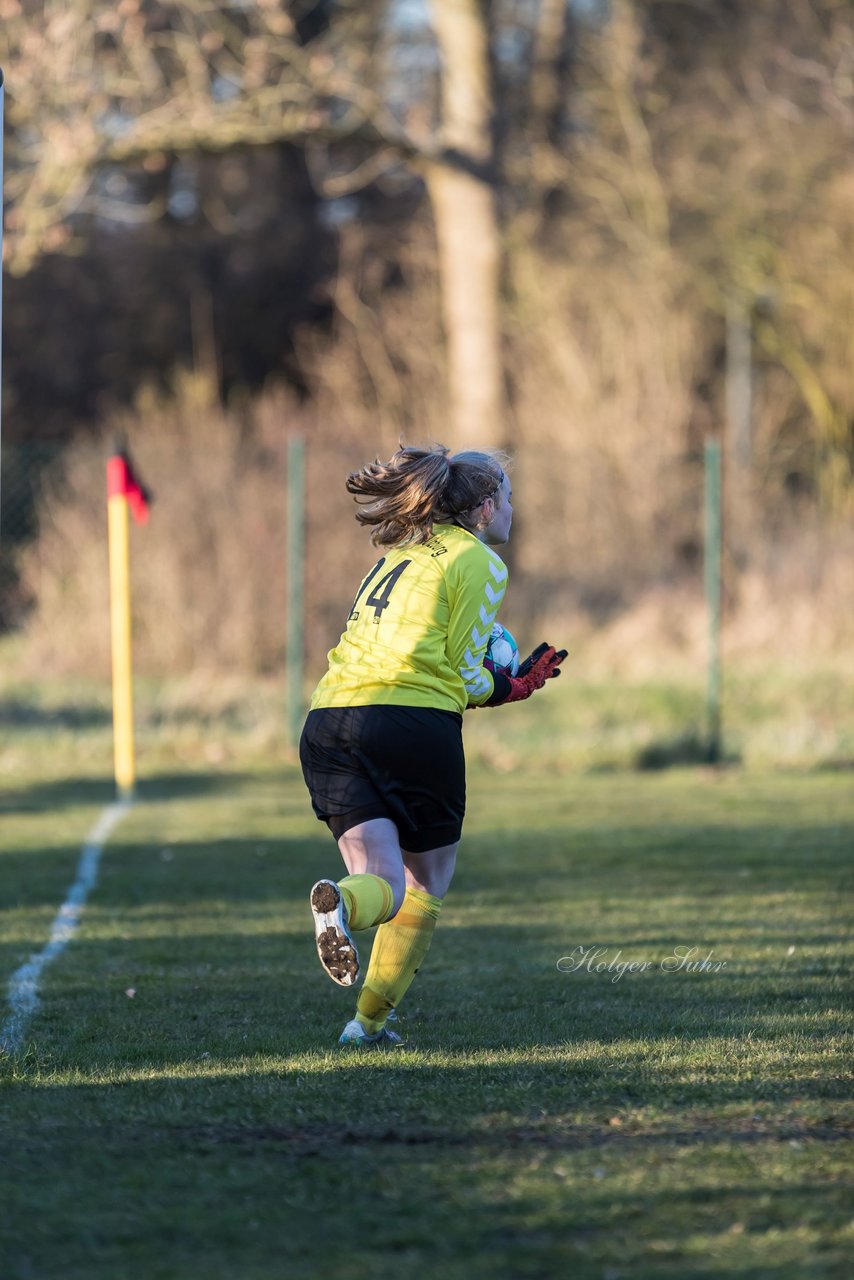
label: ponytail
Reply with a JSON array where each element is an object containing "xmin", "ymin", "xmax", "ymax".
[
  {"xmin": 346, "ymin": 446, "xmax": 452, "ymax": 546},
  {"xmin": 346, "ymin": 444, "xmax": 510, "ymax": 547}
]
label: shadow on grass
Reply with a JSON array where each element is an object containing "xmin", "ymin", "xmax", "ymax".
[
  {"xmin": 1, "ymin": 1065, "xmax": 847, "ymax": 1280},
  {"xmin": 2, "ymin": 1058, "xmax": 850, "ymax": 1140},
  {"xmin": 3, "ymin": 1013, "xmax": 850, "ymax": 1129},
  {"xmin": 636, "ymin": 731, "xmax": 742, "ymax": 770},
  {"xmin": 0, "ymin": 771, "xmax": 254, "ymax": 814},
  {"xmin": 139, "ymin": 773, "xmax": 257, "ymax": 802},
  {"xmin": 1, "ymin": 1035, "xmax": 849, "ymax": 1280},
  {"xmin": 0, "ymin": 697, "xmax": 111, "ymax": 732},
  {"xmin": 0, "ymin": 778, "xmax": 118, "ymax": 814},
  {"xmin": 0, "ymin": 841, "xmax": 109, "ymax": 907},
  {"xmin": 3, "ymin": 910, "xmax": 849, "ymax": 1081}
]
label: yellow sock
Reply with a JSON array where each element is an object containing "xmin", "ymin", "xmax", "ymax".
[
  {"xmin": 355, "ymin": 887, "xmax": 442, "ymax": 1033},
  {"xmin": 338, "ymin": 873, "xmax": 395, "ymax": 932}
]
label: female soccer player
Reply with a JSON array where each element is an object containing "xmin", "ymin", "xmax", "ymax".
[{"xmin": 299, "ymin": 444, "xmax": 566, "ymax": 1046}]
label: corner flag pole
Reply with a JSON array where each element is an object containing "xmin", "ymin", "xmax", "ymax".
[
  {"xmin": 106, "ymin": 445, "xmax": 151, "ymax": 800},
  {"xmin": 108, "ymin": 454, "xmax": 136, "ymax": 799}
]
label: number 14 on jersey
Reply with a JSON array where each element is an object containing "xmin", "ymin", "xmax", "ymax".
[{"xmin": 348, "ymin": 558, "xmax": 412, "ymax": 623}]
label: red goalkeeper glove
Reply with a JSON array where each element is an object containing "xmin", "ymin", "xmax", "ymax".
[{"xmin": 485, "ymin": 642, "xmax": 568, "ymax": 706}]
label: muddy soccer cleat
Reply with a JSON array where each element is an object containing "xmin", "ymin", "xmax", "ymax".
[
  {"xmin": 338, "ymin": 1018, "xmax": 403, "ymax": 1048},
  {"xmin": 310, "ymin": 879, "xmax": 359, "ymax": 986}
]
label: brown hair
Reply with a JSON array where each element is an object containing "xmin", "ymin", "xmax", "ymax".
[{"xmin": 346, "ymin": 444, "xmax": 510, "ymax": 547}]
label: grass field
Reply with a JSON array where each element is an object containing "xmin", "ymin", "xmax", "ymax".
[{"xmin": 1, "ymin": 699, "xmax": 852, "ymax": 1280}]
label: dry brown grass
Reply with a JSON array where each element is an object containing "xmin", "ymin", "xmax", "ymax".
[
  {"xmin": 20, "ymin": 376, "xmax": 294, "ymax": 677},
  {"xmin": 15, "ymin": 359, "xmax": 447, "ymax": 679},
  {"xmin": 12, "ymin": 242, "xmax": 854, "ymax": 685}
]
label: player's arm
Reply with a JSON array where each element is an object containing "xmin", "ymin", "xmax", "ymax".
[{"xmin": 445, "ymin": 548, "xmax": 508, "ymax": 707}]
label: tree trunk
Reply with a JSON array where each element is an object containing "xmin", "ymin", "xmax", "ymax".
[{"xmin": 426, "ymin": 0, "xmax": 504, "ymax": 448}]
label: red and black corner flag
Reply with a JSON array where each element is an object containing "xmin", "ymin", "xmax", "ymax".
[{"xmin": 107, "ymin": 446, "xmax": 152, "ymax": 524}]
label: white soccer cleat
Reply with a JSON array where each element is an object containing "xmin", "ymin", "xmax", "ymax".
[
  {"xmin": 310, "ymin": 879, "xmax": 359, "ymax": 987},
  {"xmin": 338, "ymin": 1018, "xmax": 403, "ymax": 1048}
]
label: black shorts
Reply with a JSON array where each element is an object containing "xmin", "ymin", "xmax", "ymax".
[{"xmin": 299, "ymin": 705, "xmax": 465, "ymax": 853}]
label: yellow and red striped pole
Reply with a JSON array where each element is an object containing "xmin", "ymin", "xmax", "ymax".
[{"xmin": 107, "ymin": 451, "xmax": 148, "ymax": 798}]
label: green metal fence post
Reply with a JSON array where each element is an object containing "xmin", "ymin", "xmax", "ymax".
[
  {"xmin": 704, "ymin": 438, "xmax": 722, "ymax": 763},
  {"xmin": 286, "ymin": 436, "xmax": 305, "ymax": 749}
]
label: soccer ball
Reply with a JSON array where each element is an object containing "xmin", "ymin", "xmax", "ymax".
[{"xmin": 484, "ymin": 621, "xmax": 520, "ymax": 676}]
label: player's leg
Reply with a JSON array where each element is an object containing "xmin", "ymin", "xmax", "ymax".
[
  {"xmin": 336, "ymin": 816, "xmax": 407, "ymax": 925},
  {"xmin": 302, "ymin": 708, "xmax": 406, "ymax": 986},
  {"xmin": 310, "ymin": 817, "xmax": 405, "ymax": 988},
  {"xmin": 403, "ymin": 843, "xmax": 458, "ymax": 899},
  {"xmin": 350, "ymin": 841, "xmax": 458, "ymax": 1035},
  {"xmin": 344, "ymin": 706, "xmax": 463, "ymax": 1038}
]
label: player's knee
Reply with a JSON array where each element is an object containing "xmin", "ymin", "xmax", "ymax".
[
  {"xmin": 403, "ymin": 845, "xmax": 458, "ymax": 899},
  {"xmin": 388, "ymin": 874, "xmax": 407, "ymax": 916}
]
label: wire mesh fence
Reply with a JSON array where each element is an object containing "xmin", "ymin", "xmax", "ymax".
[
  {"xmin": 1, "ymin": 425, "xmax": 852, "ymax": 775},
  {"xmin": 1, "ymin": 431, "xmax": 704, "ymax": 684}
]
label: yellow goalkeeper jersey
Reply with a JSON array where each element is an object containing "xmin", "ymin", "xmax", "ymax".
[{"xmin": 309, "ymin": 523, "xmax": 509, "ymax": 714}]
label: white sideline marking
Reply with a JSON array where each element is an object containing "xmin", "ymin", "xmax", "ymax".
[{"xmin": 1, "ymin": 798, "xmax": 133, "ymax": 1055}]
